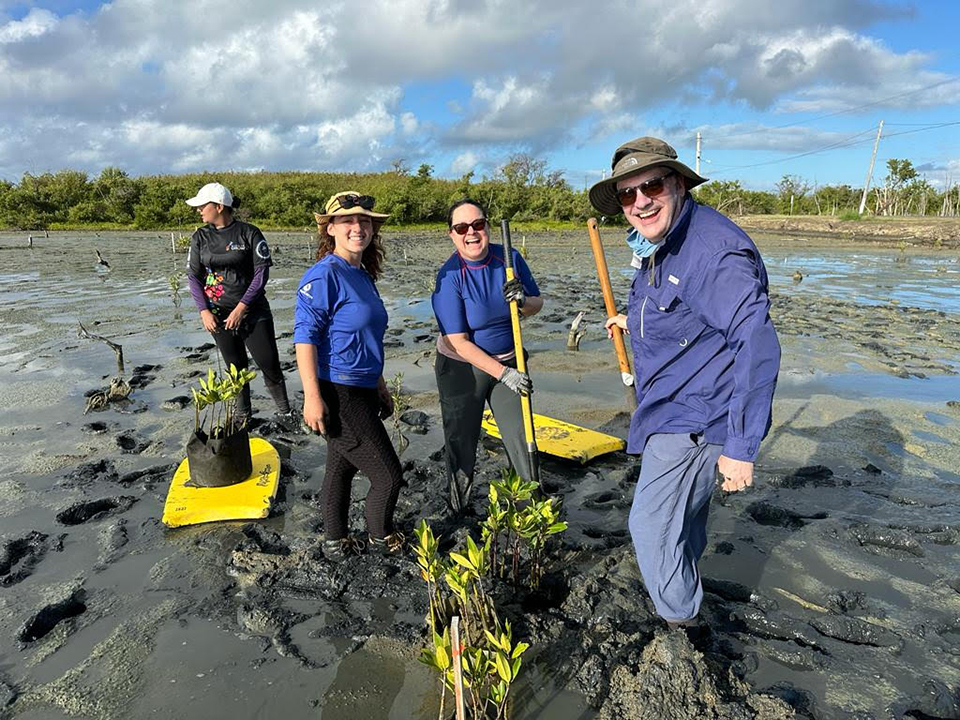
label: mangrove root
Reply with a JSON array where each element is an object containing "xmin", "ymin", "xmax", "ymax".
[
  {"xmin": 567, "ymin": 311, "xmax": 586, "ymax": 351},
  {"xmin": 77, "ymin": 321, "xmax": 125, "ymax": 374}
]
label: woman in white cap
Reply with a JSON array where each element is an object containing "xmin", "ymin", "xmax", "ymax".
[
  {"xmin": 185, "ymin": 182, "xmax": 293, "ymax": 422},
  {"xmin": 293, "ymin": 191, "xmax": 404, "ymax": 560}
]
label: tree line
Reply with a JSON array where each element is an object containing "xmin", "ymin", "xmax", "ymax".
[{"xmin": 1, "ymin": 155, "xmax": 957, "ymax": 231}]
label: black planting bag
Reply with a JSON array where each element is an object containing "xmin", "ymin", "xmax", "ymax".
[{"xmin": 185, "ymin": 427, "xmax": 252, "ymax": 487}]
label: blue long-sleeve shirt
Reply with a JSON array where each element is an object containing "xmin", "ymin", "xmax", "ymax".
[
  {"xmin": 625, "ymin": 197, "xmax": 781, "ymax": 462},
  {"xmin": 293, "ymin": 254, "xmax": 388, "ymax": 388}
]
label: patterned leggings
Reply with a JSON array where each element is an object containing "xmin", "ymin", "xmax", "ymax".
[{"xmin": 319, "ymin": 381, "xmax": 403, "ymax": 539}]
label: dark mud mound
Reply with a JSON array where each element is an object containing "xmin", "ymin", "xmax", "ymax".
[
  {"xmin": 17, "ymin": 588, "xmax": 87, "ymax": 643},
  {"xmin": 0, "ymin": 531, "xmax": 49, "ymax": 587},
  {"xmin": 598, "ymin": 631, "xmax": 796, "ymax": 719},
  {"xmin": 62, "ymin": 459, "xmax": 119, "ymax": 487},
  {"xmin": 746, "ymin": 501, "xmax": 827, "ymax": 529},
  {"xmin": 116, "ymin": 431, "xmax": 149, "ymax": 454},
  {"xmin": 55, "ymin": 496, "xmax": 137, "ymax": 526}
]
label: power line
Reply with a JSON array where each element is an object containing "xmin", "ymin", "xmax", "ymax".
[
  {"xmin": 707, "ymin": 120, "xmax": 960, "ymax": 175},
  {"xmin": 705, "ymin": 76, "xmax": 960, "ymax": 141},
  {"xmin": 709, "ymin": 127, "xmax": 877, "ymax": 174}
]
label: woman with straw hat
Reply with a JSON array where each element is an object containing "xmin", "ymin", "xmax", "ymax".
[{"xmin": 293, "ymin": 191, "xmax": 404, "ymax": 560}]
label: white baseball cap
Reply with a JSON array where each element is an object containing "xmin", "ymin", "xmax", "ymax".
[{"xmin": 185, "ymin": 182, "xmax": 234, "ymax": 208}]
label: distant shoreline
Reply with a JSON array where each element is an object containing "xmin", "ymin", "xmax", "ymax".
[{"xmin": 2, "ymin": 214, "xmax": 959, "ymax": 249}]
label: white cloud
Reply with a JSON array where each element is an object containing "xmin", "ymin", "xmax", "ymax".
[
  {"xmin": 400, "ymin": 112, "xmax": 419, "ymax": 135},
  {"xmin": 450, "ymin": 151, "xmax": 478, "ymax": 176},
  {"xmin": 0, "ymin": 8, "xmax": 57, "ymax": 43},
  {"xmin": 0, "ymin": 0, "xmax": 953, "ymax": 178}
]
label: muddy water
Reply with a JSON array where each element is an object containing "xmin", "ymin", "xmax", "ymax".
[{"xmin": 0, "ymin": 230, "xmax": 958, "ymax": 719}]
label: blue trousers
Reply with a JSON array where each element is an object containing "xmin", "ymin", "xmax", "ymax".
[{"xmin": 628, "ymin": 433, "xmax": 723, "ymax": 622}]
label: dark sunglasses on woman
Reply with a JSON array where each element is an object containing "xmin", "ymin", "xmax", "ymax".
[
  {"xmin": 616, "ymin": 171, "xmax": 675, "ymax": 207},
  {"xmin": 451, "ymin": 219, "xmax": 487, "ymax": 235},
  {"xmin": 334, "ymin": 194, "xmax": 376, "ymax": 211}
]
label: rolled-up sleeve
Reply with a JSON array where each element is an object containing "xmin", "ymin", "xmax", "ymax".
[{"xmin": 689, "ymin": 249, "xmax": 781, "ymax": 461}]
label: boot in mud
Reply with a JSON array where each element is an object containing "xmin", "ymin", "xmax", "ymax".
[
  {"xmin": 368, "ymin": 531, "xmax": 406, "ymax": 556},
  {"xmin": 447, "ymin": 470, "xmax": 474, "ymax": 515},
  {"xmin": 668, "ymin": 617, "xmax": 711, "ymax": 649},
  {"xmin": 323, "ymin": 536, "xmax": 366, "ymax": 561}
]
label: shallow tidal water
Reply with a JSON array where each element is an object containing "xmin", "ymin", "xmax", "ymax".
[{"xmin": 0, "ymin": 229, "xmax": 958, "ymax": 719}]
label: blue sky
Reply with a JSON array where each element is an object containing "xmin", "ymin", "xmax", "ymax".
[{"xmin": 0, "ymin": 0, "xmax": 958, "ymax": 191}]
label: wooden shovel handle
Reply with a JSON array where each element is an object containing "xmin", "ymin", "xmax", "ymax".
[{"xmin": 587, "ymin": 218, "xmax": 633, "ymax": 381}]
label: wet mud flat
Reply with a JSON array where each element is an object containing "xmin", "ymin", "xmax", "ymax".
[{"xmin": 0, "ymin": 230, "xmax": 958, "ymax": 719}]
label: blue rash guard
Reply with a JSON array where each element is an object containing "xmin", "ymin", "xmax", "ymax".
[
  {"xmin": 431, "ymin": 244, "xmax": 540, "ymax": 356},
  {"xmin": 625, "ymin": 197, "xmax": 781, "ymax": 462},
  {"xmin": 293, "ymin": 254, "xmax": 388, "ymax": 388}
]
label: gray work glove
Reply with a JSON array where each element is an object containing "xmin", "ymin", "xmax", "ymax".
[
  {"xmin": 502, "ymin": 278, "xmax": 525, "ymax": 307},
  {"xmin": 499, "ymin": 366, "xmax": 533, "ymax": 396}
]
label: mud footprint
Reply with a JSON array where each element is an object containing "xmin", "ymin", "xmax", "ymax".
[
  {"xmin": 0, "ymin": 531, "xmax": 49, "ymax": 587},
  {"xmin": 17, "ymin": 588, "xmax": 87, "ymax": 644},
  {"xmin": 56, "ymin": 496, "xmax": 137, "ymax": 526}
]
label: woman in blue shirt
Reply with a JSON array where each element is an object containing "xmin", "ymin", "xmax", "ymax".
[
  {"xmin": 294, "ymin": 192, "xmax": 404, "ymax": 560},
  {"xmin": 432, "ymin": 199, "xmax": 544, "ymax": 513}
]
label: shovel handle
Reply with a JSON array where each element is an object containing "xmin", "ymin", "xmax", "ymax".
[
  {"xmin": 500, "ymin": 220, "xmax": 537, "ymax": 455},
  {"xmin": 587, "ymin": 218, "xmax": 634, "ymax": 384}
]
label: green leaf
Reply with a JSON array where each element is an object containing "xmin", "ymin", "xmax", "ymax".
[
  {"xmin": 495, "ymin": 652, "xmax": 512, "ymax": 683},
  {"xmin": 511, "ymin": 641, "xmax": 529, "ymax": 658},
  {"xmin": 449, "ymin": 552, "xmax": 473, "ymax": 570}
]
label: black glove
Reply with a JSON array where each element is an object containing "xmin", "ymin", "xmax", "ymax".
[
  {"xmin": 499, "ymin": 367, "xmax": 533, "ymax": 396},
  {"xmin": 502, "ymin": 278, "xmax": 525, "ymax": 307}
]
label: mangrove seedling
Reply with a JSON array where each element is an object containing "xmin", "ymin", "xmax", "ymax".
[
  {"xmin": 389, "ymin": 371, "xmax": 410, "ymax": 456},
  {"xmin": 418, "ymin": 523, "xmax": 526, "ymax": 719},
  {"xmin": 191, "ymin": 364, "xmax": 256, "ymax": 438},
  {"xmin": 168, "ymin": 271, "xmax": 183, "ymax": 307}
]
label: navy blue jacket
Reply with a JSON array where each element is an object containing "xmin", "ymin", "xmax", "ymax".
[{"xmin": 625, "ymin": 197, "xmax": 780, "ymax": 461}]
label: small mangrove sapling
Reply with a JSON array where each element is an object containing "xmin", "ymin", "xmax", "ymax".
[{"xmin": 191, "ymin": 364, "xmax": 256, "ymax": 438}]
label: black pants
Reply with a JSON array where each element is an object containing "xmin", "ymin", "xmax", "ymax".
[
  {"xmin": 211, "ymin": 303, "xmax": 290, "ymax": 415},
  {"xmin": 319, "ymin": 381, "xmax": 403, "ymax": 539},
  {"xmin": 435, "ymin": 353, "xmax": 535, "ymax": 511}
]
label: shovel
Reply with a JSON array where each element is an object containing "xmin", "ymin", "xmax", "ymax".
[
  {"xmin": 500, "ymin": 219, "xmax": 541, "ymax": 486},
  {"xmin": 587, "ymin": 218, "xmax": 637, "ymax": 408}
]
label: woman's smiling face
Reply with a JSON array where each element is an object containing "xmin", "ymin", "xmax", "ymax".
[{"xmin": 449, "ymin": 203, "xmax": 489, "ymax": 262}]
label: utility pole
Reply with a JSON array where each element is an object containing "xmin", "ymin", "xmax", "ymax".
[
  {"xmin": 695, "ymin": 132, "xmax": 702, "ymax": 176},
  {"xmin": 858, "ymin": 120, "xmax": 884, "ymax": 216}
]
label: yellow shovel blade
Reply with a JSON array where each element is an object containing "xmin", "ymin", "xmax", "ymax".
[{"xmin": 481, "ymin": 410, "xmax": 625, "ymax": 464}]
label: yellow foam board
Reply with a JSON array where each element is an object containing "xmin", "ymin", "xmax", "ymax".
[
  {"xmin": 162, "ymin": 437, "xmax": 280, "ymax": 528},
  {"xmin": 481, "ymin": 410, "xmax": 625, "ymax": 464}
]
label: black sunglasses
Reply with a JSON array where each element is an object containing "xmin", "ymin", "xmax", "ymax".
[
  {"xmin": 332, "ymin": 194, "xmax": 375, "ymax": 212},
  {"xmin": 451, "ymin": 218, "xmax": 487, "ymax": 235},
  {"xmin": 616, "ymin": 171, "xmax": 675, "ymax": 206}
]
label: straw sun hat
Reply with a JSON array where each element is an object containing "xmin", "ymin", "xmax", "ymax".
[{"xmin": 314, "ymin": 191, "xmax": 389, "ymax": 233}]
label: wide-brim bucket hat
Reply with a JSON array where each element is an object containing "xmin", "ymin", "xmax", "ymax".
[
  {"xmin": 315, "ymin": 191, "xmax": 389, "ymax": 233},
  {"xmin": 588, "ymin": 136, "xmax": 708, "ymax": 216}
]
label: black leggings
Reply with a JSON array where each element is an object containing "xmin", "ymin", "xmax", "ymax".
[
  {"xmin": 320, "ymin": 381, "xmax": 403, "ymax": 540},
  {"xmin": 211, "ymin": 304, "xmax": 290, "ymax": 415}
]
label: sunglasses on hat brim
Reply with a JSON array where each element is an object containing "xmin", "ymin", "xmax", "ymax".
[{"xmin": 328, "ymin": 194, "xmax": 376, "ymax": 213}]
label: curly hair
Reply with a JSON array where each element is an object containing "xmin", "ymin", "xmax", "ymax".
[{"xmin": 315, "ymin": 223, "xmax": 386, "ymax": 281}]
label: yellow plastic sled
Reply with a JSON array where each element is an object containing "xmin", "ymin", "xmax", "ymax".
[
  {"xmin": 481, "ymin": 410, "xmax": 625, "ymax": 464},
  {"xmin": 162, "ymin": 437, "xmax": 280, "ymax": 528}
]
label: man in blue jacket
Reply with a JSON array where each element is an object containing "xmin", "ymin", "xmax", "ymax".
[{"xmin": 590, "ymin": 137, "xmax": 781, "ymax": 631}]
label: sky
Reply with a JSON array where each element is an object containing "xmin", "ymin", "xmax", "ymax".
[{"xmin": 1, "ymin": 0, "xmax": 958, "ymax": 191}]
